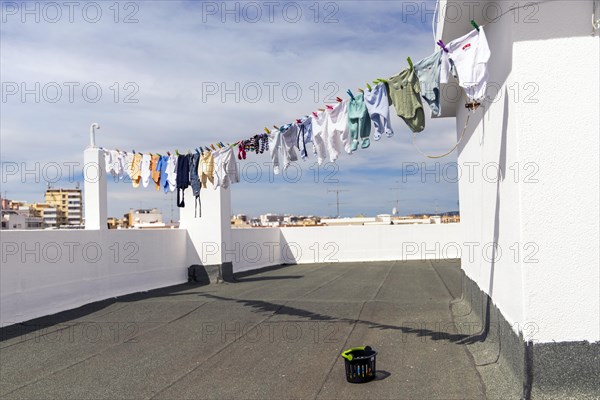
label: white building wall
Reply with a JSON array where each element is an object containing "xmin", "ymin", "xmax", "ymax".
[
  {"xmin": 513, "ymin": 2, "xmax": 600, "ymax": 343},
  {"xmin": 442, "ymin": 0, "xmax": 599, "ymax": 343}
]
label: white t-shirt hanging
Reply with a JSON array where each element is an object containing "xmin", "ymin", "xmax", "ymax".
[{"xmin": 440, "ymin": 26, "xmax": 490, "ymax": 102}]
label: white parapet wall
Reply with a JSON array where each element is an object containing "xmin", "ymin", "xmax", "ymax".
[
  {"xmin": 229, "ymin": 224, "xmax": 461, "ymax": 272},
  {"xmin": 0, "ymin": 229, "xmax": 188, "ymax": 326},
  {"xmin": 229, "ymin": 227, "xmax": 284, "ymax": 273}
]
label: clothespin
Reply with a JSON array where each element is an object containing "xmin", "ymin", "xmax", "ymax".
[
  {"xmin": 407, "ymin": 57, "xmax": 413, "ymax": 69},
  {"xmin": 336, "ymin": 96, "xmax": 343, "ymax": 102},
  {"xmin": 175, "ymin": 149, "xmax": 180, "ymax": 155},
  {"xmin": 312, "ymin": 111, "xmax": 318, "ymax": 117},
  {"xmin": 132, "ymin": 149, "xmax": 136, "ymax": 154},
  {"xmin": 471, "ymin": 20, "xmax": 479, "ymax": 31},
  {"xmin": 366, "ymin": 83, "xmax": 372, "ymax": 91},
  {"xmin": 273, "ymin": 125, "xmax": 280, "ymax": 131},
  {"xmin": 346, "ymin": 90, "xmax": 355, "ymax": 100},
  {"xmin": 167, "ymin": 151, "xmax": 171, "ymax": 156},
  {"xmin": 156, "ymin": 152, "xmax": 162, "ymax": 157},
  {"xmin": 437, "ymin": 39, "xmax": 449, "ymax": 53},
  {"xmin": 195, "ymin": 148, "xmax": 200, "ymax": 154},
  {"xmin": 264, "ymin": 127, "xmax": 271, "ymax": 134},
  {"xmin": 204, "ymin": 146, "xmax": 211, "ymax": 152},
  {"xmin": 210, "ymin": 144, "xmax": 216, "ymax": 151},
  {"xmin": 318, "ymin": 108, "xmax": 326, "ymax": 112},
  {"xmin": 358, "ymin": 88, "xmax": 364, "ymax": 93},
  {"xmin": 296, "ymin": 119, "xmax": 302, "ymax": 124},
  {"xmin": 325, "ymin": 105, "xmax": 333, "ymax": 110}
]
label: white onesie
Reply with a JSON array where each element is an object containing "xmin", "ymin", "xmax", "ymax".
[
  {"xmin": 310, "ymin": 111, "xmax": 329, "ymax": 165},
  {"xmin": 326, "ymin": 100, "xmax": 351, "ymax": 160},
  {"xmin": 140, "ymin": 154, "xmax": 151, "ymax": 188},
  {"xmin": 213, "ymin": 147, "xmax": 239, "ymax": 189},
  {"xmin": 440, "ymin": 26, "xmax": 490, "ymax": 101}
]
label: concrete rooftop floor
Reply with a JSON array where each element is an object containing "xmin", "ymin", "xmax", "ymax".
[{"xmin": 0, "ymin": 259, "xmax": 487, "ymax": 399}]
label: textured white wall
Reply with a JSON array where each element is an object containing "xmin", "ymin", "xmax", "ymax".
[
  {"xmin": 0, "ymin": 229, "xmax": 188, "ymax": 326},
  {"xmin": 445, "ymin": 0, "xmax": 599, "ymax": 343}
]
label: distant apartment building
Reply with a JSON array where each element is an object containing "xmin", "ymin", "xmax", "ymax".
[
  {"xmin": 0, "ymin": 198, "xmax": 44, "ymax": 229},
  {"xmin": 1, "ymin": 210, "xmax": 26, "ymax": 229},
  {"xmin": 107, "ymin": 217, "xmax": 127, "ymax": 229},
  {"xmin": 231, "ymin": 214, "xmax": 249, "ymax": 227},
  {"xmin": 44, "ymin": 188, "xmax": 83, "ymax": 227},
  {"xmin": 125, "ymin": 209, "xmax": 165, "ymax": 228}
]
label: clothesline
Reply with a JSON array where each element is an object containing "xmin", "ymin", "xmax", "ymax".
[
  {"xmin": 100, "ymin": 21, "xmax": 491, "ymax": 217},
  {"xmin": 104, "ymin": 20, "xmax": 488, "ymax": 160}
]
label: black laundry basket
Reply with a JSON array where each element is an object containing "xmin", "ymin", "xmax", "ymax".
[{"xmin": 341, "ymin": 346, "xmax": 377, "ymax": 383}]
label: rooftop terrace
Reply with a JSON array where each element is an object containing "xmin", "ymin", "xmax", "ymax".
[{"xmin": 0, "ymin": 260, "xmax": 492, "ymax": 400}]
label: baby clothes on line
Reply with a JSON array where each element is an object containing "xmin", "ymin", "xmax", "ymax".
[
  {"xmin": 310, "ymin": 111, "xmax": 329, "ymax": 165},
  {"xmin": 157, "ymin": 155, "xmax": 170, "ymax": 193},
  {"xmin": 190, "ymin": 153, "xmax": 201, "ymax": 217},
  {"xmin": 131, "ymin": 153, "xmax": 142, "ymax": 188},
  {"xmin": 104, "ymin": 150, "xmax": 113, "ymax": 175},
  {"xmin": 176, "ymin": 154, "xmax": 190, "ymax": 207},
  {"xmin": 388, "ymin": 67, "xmax": 425, "ymax": 133},
  {"xmin": 150, "ymin": 155, "xmax": 161, "ymax": 191},
  {"xmin": 364, "ymin": 83, "xmax": 394, "ymax": 141},
  {"xmin": 440, "ymin": 26, "xmax": 490, "ymax": 102},
  {"xmin": 326, "ymin": 100, "xmax": 351, "ymax": 159},
  {"xmin": 166, "ymin": 154, "xmax": 178, "ymax": 192},
  {"xmin": 124, "ymin": 152, "xmax": 135, "ymax": 182},
  {"xmin": 348, "ymin": 92, "xmax": 372, "ymax": 151},
  {"xmin": 414, "ymin": 50, "xmax": 443, "ymax": 116},
  {"xmin": 117, "ymin": 151, "xmax": 127, "ymax": 179},
  {"xmin": 141, "ymin": 154, "xmax": 151, "ymax": 188},
  {"xmin": 213, "ymin": 147, "xmax": 239, "ymax": 189},
  {"xmin": 269, "ymin": 124, "xmax": 298, "ymax": 175},
  {"xmin": 281, "ymin": 123, "xmax": 299, "ymax": 167},
  {"xmin": 199, "ymin": 150, "xmax": 215, "ymax": 189},
  {"xmin": 297, "ymin": 117, "xmax": 314, "ymax": 160}
]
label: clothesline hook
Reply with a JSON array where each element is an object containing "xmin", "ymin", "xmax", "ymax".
[{"xmin": 89, "ymin": 123, "xmax": 100, "ymax": 148}]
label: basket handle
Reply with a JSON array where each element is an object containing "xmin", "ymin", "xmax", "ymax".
[{"xmin": 341, "ymin": 347, "xmax": 366, "ymax": 361}]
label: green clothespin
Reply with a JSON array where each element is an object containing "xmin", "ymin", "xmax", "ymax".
[
  {"xmin": 366, "ymin": 82, "xmax": 372, "ymax": 91},
  {"xmin": 471, "ymin": 20, "xmax": 479, "ymax": 31},
  {"xmin": 346, "ymin": 89, "xmax": 355, "ymax": 100},
  {"xmin": 407, "ymin": 57, "xmax": 413, "ymax": 69},
  {"xmin": 377, "ymin": 78, "xmax": 387, "ymax": 83}
]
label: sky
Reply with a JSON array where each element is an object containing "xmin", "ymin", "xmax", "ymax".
[{"xmin": 0, "ymin": 0, "xmax": 460, "ymax": 219}]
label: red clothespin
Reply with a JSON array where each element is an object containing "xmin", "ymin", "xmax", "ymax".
[
  {"xmin": 312, "ymin": 111, "xmax": 318, "ymax": 117},
  {"xmin": 326, "ymin": 105, "xmax": 334, "ymax": 110},
  {"xmin": 296, "ymin": 119, "xmax": 302, "ymax": 124},
  {"xmin": 335, "ymin": 96, "xmax": 343, "ymax": 102}
]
